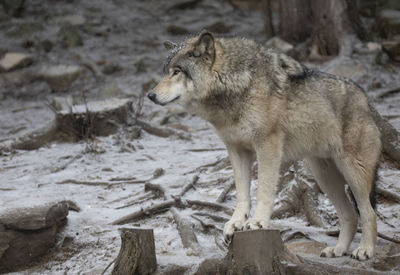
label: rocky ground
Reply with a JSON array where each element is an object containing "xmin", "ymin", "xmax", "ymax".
[{"xmin": 1, "ymin": 0, "xmax": 400, "ymax": 274}]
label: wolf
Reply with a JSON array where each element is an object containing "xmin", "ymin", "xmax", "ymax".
[{"xmin": 147, "ymin": 30, "xmax": 381, "ymax": 260}]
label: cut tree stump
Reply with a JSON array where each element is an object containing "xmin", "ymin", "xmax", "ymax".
[
  {"xmin": 227, "ymin": 229, "xmax": 289, "ymax": 275},
  {"xmin": 112, "ymin": 228, "xmax": 157, "ymax": 275}
]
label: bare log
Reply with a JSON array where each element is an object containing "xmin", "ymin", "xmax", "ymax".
[
  {"xmin": 111, "ymin": 200, "xmax": 176, "ymax": 225},
  {"xmin": 186, "ymin": 199, "xmax": 234, "ymax": 215},
  {"xmin": 216, "ymin": 180, "xmax": 235, "ymax": 203},
  {"xmin": 171, "ymin": 208, "xmax": 201, "ymax": 256},
  {"xmin": 136, "ymin": 119, "xmax": 191, "ymax": 140},
  {"xmin": 112, "ymin": 228, "xmax": 156, "ymax": 275}
]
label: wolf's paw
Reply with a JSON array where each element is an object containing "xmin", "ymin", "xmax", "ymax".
[
  {"xmin": 351, "ymin": 246, "xmax": 374, "ymax": 261},
  {"xmin": 243, "ymin": 219, "xmax": 269, "ymax": 230},
  {"xmin": 320, "ymin": 246, "xmax": 347, "ymax": 258},
  {"xmin": 223, "ymin": 219, "xmax": 244, "ymax": 244}
]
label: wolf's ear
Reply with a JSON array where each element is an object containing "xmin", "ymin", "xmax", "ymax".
[
  {"xmin": 164, "ymin": 41, "xmax": 177, "ymax": 50},
  {"xmin": 193, "ymin": 30, "xmax": 215, "ymax": 58}
]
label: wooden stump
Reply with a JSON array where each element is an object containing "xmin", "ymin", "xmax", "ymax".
[
  {"xmin": 227, "ymin": 229, "xmax": 287, "ymax": 275},
  {"xmin": 112, "ymin": 228, "xmax": 156, "ymax": 275}
]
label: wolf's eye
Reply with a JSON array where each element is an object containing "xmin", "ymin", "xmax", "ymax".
[{"xmin": 173, "ymin": 70, "xmax": 180, "ymax": 76}]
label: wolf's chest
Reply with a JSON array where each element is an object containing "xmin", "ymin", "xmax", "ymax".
[{"xmin": 216, "ymin": 123, "xmax": 255, "ymax": 151}]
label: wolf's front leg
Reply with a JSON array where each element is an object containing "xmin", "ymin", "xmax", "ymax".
[
  {"xmin": 223, "ymin": 145, "xmax": 254, "ymax": 243},
  {"xmin": 244, "ymin": 135, "xmax": 282, "ymax": 230}
]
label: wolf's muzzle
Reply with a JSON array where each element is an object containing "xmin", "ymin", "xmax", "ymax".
[{"xmin": 147, "ymin": 93, "xmax": 157, "ymax": 102}]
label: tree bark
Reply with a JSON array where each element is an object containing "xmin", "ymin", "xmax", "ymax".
[
  {"xmin": 279, "ymin": 0, "xmax": 312, "ymax": 43},
  {"xmin": 112, "ymin": 228, "xmax": 157, "ymax": 275},
  {"xmin": 311, "ymin": 0, "xmax": 364, "ymax": 56}
]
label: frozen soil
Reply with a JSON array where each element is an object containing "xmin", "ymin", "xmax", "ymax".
[{"xmin": 1, "ymin": 0, "xmax": 400, "ymax": 274}]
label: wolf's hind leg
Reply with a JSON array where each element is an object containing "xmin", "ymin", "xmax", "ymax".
[
  {"xmin": 334, "ymin": 154, "xmax": 377, "ymax": 260},
  {"xmin": 223, "ymin": 145, "xmax": 254, "ymax": 243},
  {"xmin": 306, "ymin": 158, "xmax": 358, "ymax": 258}
]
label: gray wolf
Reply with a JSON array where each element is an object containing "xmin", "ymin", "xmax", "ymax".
[{"xmin": 147, "ymin": 30, "xmax": 381, "ymax": 260}]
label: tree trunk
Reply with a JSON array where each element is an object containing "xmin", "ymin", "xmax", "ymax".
[
  {"xmin": 263, "ymin": 0, "xmax": 275, "ymax": 38},
  {"xmin": 112, "ymin": 228, "xmax": 157, "ymax": 275},
  {"xmin": 311, "ymin": 0, "xmax": 364, "ymax": 56},
  {"xmin": 279, "ymin": 0, "xmax": 312, "ymax": 43}
]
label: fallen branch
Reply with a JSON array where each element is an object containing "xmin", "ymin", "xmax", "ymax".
[
  {"xmin": 109, "ymin": 176, "xmax": 137, "ymax": 182},
  {"xmin": 179, "ymin": 175, "xmax": 199, "ymax": 197},
  {"xmin": 186, "ymin": 148, "xmax": 226, "ymax": 152},
  {"xmin": 376, "ymin": 185, "xmax": 400, "ymax": 203},
  {"xmin": 216, "ymin": 180, "xmax": 235, "ymax": 203},
  {"xmin": 115, "ymin": 194, "xmax": 154, "ymax": 210},
  {"xmin": 136, "ymin": 119, "xmax": 191, "ymax": 140},
  {"xmin": 192, "ymin": 211, "xmax": 229, "ymax": 223},
  {"xmin": 184, "ymin": 157, "xmax": 226, "ymax": 175},
  {"xmin": 374, "ymin": 86, "xmax": 400, "ymax": 99},
  {"xmin": 191, "ymin": 215, "xmax": 224, "ymax": 232},
  {"xmin": 111, "ymin": 199, "xmax": 176, "ymax": 225},
  {"xmin": 186, "ymin": 199, "xmax": 234, "ymax": 215},
  {"xmin": 325, "ymin": 229, "xmax": 400, "ymax": 244},
  {"xmin": 144, "ymin": 182, "xmax": 167, "ymax": 200},
  {"xmin": 56, "ymin": 179, "xmax": 147, "ymax": 187},
  {"xmin": 171, "ymin": 208, "xmax": 201, "ymax": 255}
]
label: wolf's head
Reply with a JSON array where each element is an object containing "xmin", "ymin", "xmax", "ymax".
[{"xmin": 148, "ymin": 30, "xmax": 216, "ymax": 108}]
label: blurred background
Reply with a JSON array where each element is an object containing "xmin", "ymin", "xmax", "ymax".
[{"xmin": 0, "ymin": 0, "xmax": 400, "ymax": 274}]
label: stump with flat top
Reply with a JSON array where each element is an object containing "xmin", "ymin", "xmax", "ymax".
[
  {"xmin": 112, "ymin": 228, "xmax": 157, "ymax": 275},
  {"xmin": 227, "ymin": 229, "xmax": 287, "ymax": 275}
]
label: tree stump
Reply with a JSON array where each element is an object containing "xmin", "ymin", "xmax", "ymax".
[
  {"xmin": 112, "ymin": 228, "xmax": 156, "ymax": 275},
  {"xmin": 227, "ymin": 229, "xmax": 287, "ymax": 275}
]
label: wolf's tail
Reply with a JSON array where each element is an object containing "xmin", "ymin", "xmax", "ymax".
[{"xmin": 348, "ymin": 167, "xmax": 378, "ymax": 214}]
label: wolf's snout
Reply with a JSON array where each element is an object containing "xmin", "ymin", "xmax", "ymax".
[{"xmin": 147, "ymin": 93, "xmax": 157, "ymax": 102}]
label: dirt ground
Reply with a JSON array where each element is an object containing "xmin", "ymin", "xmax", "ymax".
[{"xmin": 1, "ymin": 0, "xmax": 400, "ymax": 274}]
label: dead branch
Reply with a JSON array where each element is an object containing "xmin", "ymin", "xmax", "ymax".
[
  {"xmin": 56, "ymin": 179, "xmax": 147, "ymax": 187},
  {"xmin": 178, "ymin": 175, "xmax": 199, "ymax": 197},
  {"xmin": 171, "ymin": 208, "xmax": 201, "ymax": 255},
  {"xmin": 191, "ymin": 215, "xmax": 223, "ymax": 233},
  {"xmin": 192, "ymin": 211, "xmax": 229, "ymax": 223},
  {"xmin": 136, "ymin": 119, "xmax": 191, "ymax": 140},
  {"xmin": 109, "ymin": 176, "xmax": 137, "ymax": 182},
  {"xmin": 216, "ymin": 180, "xmax": 235, "ymax": 203},
  {"xmin": 374, "ymin": 86, "xmax": 400, "ymax": 99},
  {"xmin": 144, "ymin": 182, "xmax": 167, "ymax": 200},
  {"xmin": 56, "ymin": 179, "xmax": 111, "ymax": 186},
  {"xmin": 376, "ymin": 185, "xmax": 400, "ymax": 204},
  {"xmin": 111, "ymin": 199, "xmax": 176, "ymax": 225},
  {"xmin": 186, "ymin": 148, "xmax": 226, "ymax": 152},
  {"xmin": 186, "ymin": 199, "xmax": 234, "ymax": 215},
  {"xmin": 115, "ymin": 194, "xmax": 154, "ymax": 210},
  {"xmin": 325, "ymin": 229, "xmax": 400, "ymax": 244},
  {"xmin": 184, "ymin": 157, "xmax": 227, "ymax": 175}
]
